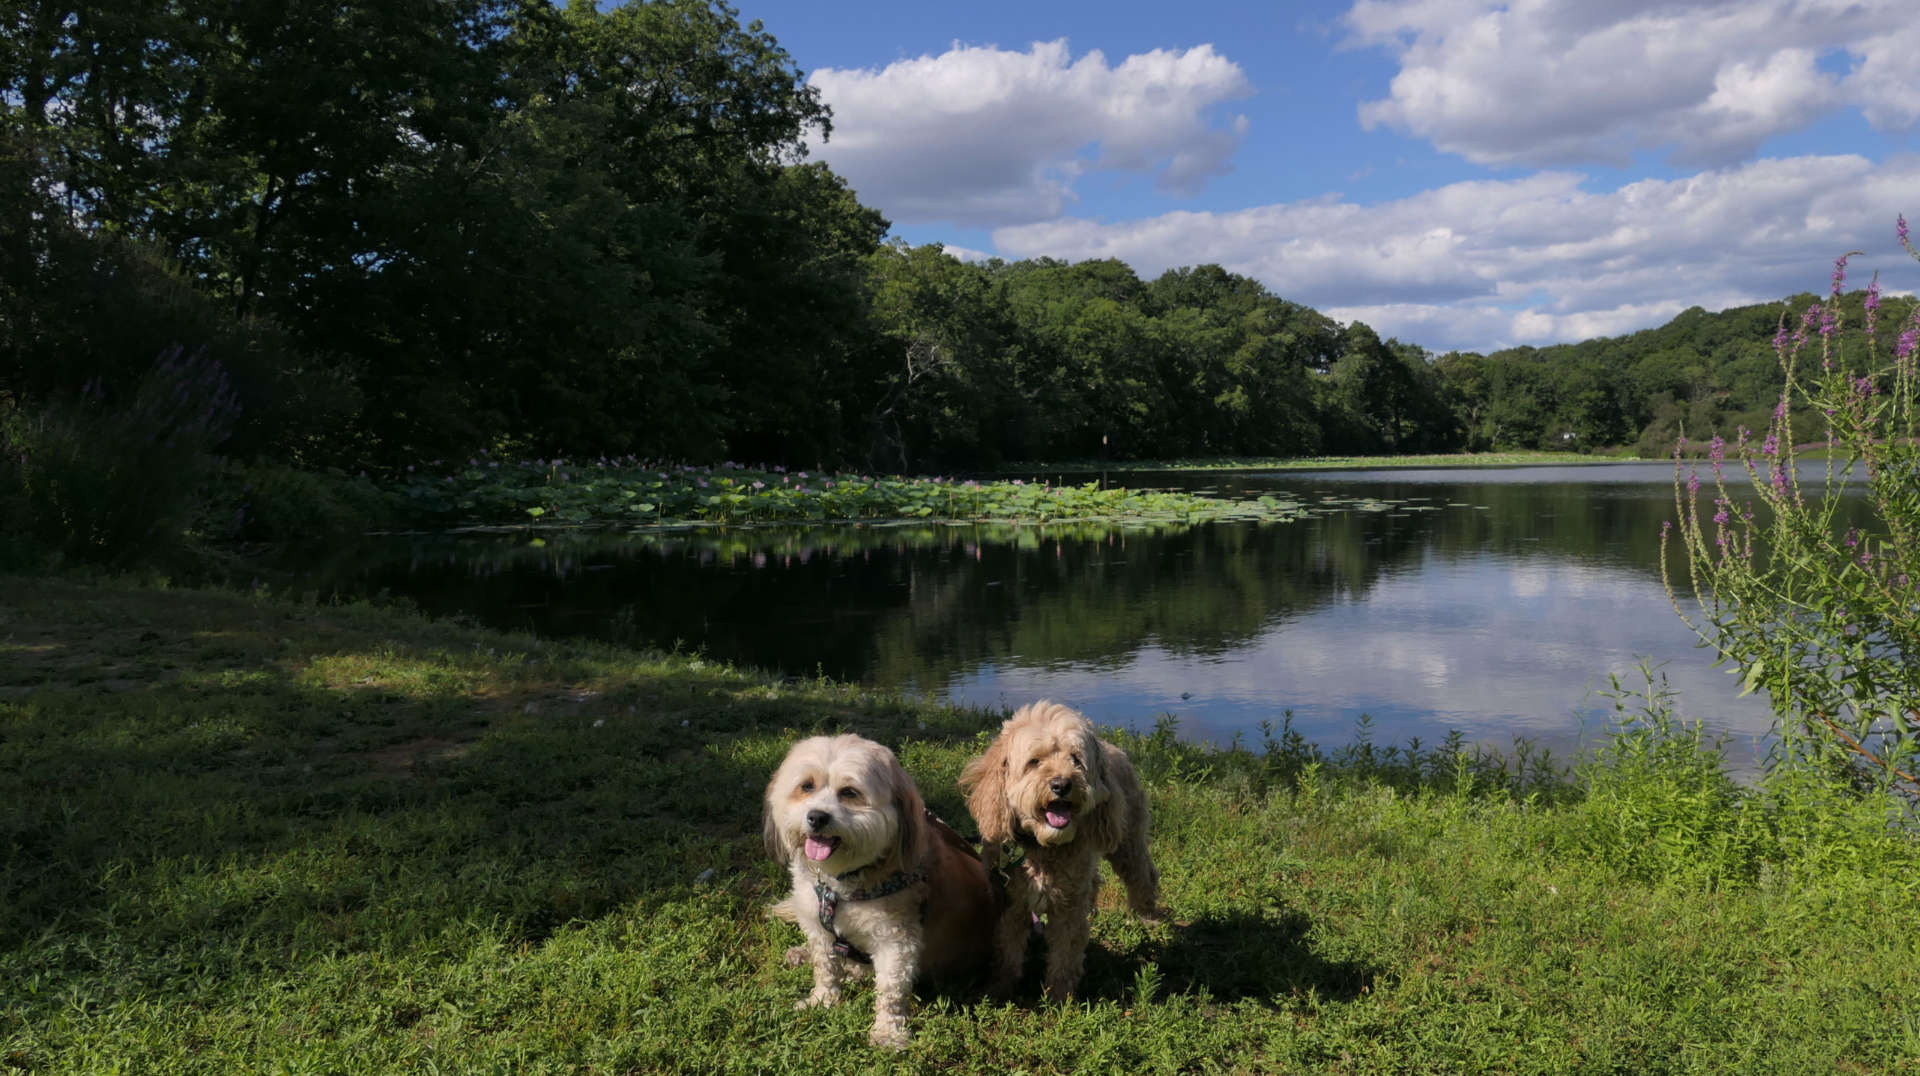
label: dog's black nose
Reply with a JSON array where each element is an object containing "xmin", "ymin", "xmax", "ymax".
[
  {"xmin": 806, "ymin": 809, "xmax": 831, "ymax": 832},
  {"xmin": 1049, "ymin": 777, "xmax": 1072, "ymax": 796}
]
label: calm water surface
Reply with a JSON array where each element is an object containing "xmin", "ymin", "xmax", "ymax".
[{"xmin": 304, "ymin": 462, "xmax": 1861, "ymax": 763}]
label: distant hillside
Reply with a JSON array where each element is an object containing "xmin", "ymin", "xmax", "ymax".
[{"xmin": 1428, "ymin": 290, "xmax": 1913, "ymax": 455}]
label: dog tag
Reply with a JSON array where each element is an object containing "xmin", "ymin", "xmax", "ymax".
[{"xmin": 813, "ymin": 881, "xmax": 838, "ymax": 929}]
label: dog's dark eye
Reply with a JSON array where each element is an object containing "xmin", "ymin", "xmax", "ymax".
[
  {"xmin": 1025, "ymin": 757, "xmax": 1040, "ymax": 770},
  {"xmin": 1070, "ymin": 752, "xmax": 1083, "ymax": 767},
  {"xmin": 799, "ymin": 779, "xmax": 815, "ymax": 793},
  {"xmin": 837, "ymin": 786, "xmax": 860, "ymax": 801}
]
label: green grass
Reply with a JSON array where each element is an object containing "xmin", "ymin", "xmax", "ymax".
[
  {"xmin": 1002, "ymin": 450, "xmax": 1638, "ymax": 473},
  {"xmin": 2, "ymin": 577, "xmax": 1917, "ymax": 1074}
]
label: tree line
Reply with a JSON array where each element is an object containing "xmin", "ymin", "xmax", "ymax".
[{"xmin": 3, "ymin": 0, "xmax": 1903, "ymax": 476}]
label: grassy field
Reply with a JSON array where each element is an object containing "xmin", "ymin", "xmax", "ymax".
[{"xmin": 3, "ymin": 576, "xmax": 1917, "ymax": 1074}]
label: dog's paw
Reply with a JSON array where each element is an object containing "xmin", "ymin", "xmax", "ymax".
[
  {"xmin": 1134, "ymin": 906, "xmax": 1166, "ymax": 926},
  {"xmin": 796, "ymin": 987, "xmax": 842, "ymax": 1010},
  {"xmin": 868, "ymin": 1020, "xmax": 911, "ymax": 1051},
  {"xmin": 1042, "ymin": 977, "xmax": 1079, "ymax": 1005},
  {"xmin": 782, "ymin": 944, "xmax": 808, "ymax": 967}
]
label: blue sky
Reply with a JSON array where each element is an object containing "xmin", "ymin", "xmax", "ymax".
[{"xmin": 753, "ymin": 0, "xmax": 1920, "ymax": 353}]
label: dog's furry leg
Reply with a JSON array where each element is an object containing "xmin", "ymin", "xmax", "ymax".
[
  {"xmin": 798, "ymin": 927, "xmax": 847, "ymax": 1010},
  {"xmin": 1044, "ymin": 899, "xmax": 1090, "ymax": 1006},
  {"xmin": 867, "ymin": 939, "xmax": 919, "ymax": 1050},
  {"xmin": 1107, "ymin": 830, "xmax": 1163, "ymax": 923},
  {"xmin": 987, "ymin": 899, "xmax": 1030, "ymax": 998}
]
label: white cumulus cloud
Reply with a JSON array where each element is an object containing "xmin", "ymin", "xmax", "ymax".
[
  {"xmin": 991, "ymin": 153, "xmax": 1920, "ymax": 352},
  {"xmin": 806, "ymin": 39, "xmax": 1252, "ymax": 228},
  {"xmin": 1344, "ymin": 0, "xmax": 1917, "ymax": 167}
]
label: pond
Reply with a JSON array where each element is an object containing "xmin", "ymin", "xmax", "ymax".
[{"xmin": 298, "ymin": 461, "xmax": 1862, "ymax": 766}]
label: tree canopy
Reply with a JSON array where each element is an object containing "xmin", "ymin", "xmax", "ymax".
[{"xmin": 4, "ymin": 2, "xmax": 1895, "ymax": 473}]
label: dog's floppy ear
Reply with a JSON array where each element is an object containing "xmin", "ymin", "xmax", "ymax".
[
  {"xmin": 883, "ymin": 746, "xmax": 927, "ymax": 869},
  {"xmin": 959, "ymin": 727, "xmax": 1015, "ymax": 844},
  {"xmin": 763, "ymin": 760, "xmax": 793, "ymax": 862},
  {"xmin": 1078, "ymin": 735, "xmax": 1130, "ymax": 852}
]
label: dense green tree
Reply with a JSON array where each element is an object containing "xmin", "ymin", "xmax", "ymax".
[
  {"xmin": 1144, "ymin": 265, "xmax": 1330, "ymax": 456},
  {"xmin": 2, "ymin": 0, "xmax": 883, "ymax": 467},
  {"xmin": 863, "ymin": 242, "xmax": 1019, "ymax": 469},
  {"xmin": 1321, "ymin": 324, "xmax": 1458, "ymax": 453}
]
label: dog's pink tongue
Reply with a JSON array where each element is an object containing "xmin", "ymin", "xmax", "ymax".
[
  {"xmin": 1045, "ymin": 807, "xmax": 1072, "ymax": 829},
  {"xmin": 804, "ymin": 836, "xmax": 836, "ymax": 862}
]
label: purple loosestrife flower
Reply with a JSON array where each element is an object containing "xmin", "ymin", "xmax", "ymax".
[
  {"xmin": 1899, "ymin": 328, "xmax": 1918, "ymax": 362},
  {"xmin": 1793, "ymin": 304, "xmax": 1819, "ymax": 350},
  {"xmin": 1901, "ymin": 214, "xmax": 1912, "ymax": 252},
  {"xmin": 1687, "ymin": 470, "xmax": 1700, "ymax": 496},
  {"xmin": 1708, "ymin": 435, "xmax": 1725, "ymax": 479},
  {"xmin": 1845, "ymin": 528, "xmax": 1860, "ymax": 548},
  {"xmin": 1761, "ymin": 431, "xmax": 1779, "ymax": 457},
  {"xmin": 1831, "ymin": 253, "xmax": 1849, "ymax": 295}
]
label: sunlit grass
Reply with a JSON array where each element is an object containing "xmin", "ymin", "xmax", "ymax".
[{"xmin": 2, "ymin": 576, "xmax": 1916, "ymax": 1073}]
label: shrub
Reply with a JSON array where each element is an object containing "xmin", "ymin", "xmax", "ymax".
[
  {"xmin": 0, "ymin": 346, "xmax": 239, "ymax": 566},
  {"xmin": 1574, "ymin": 667, "xmax": 1761, "ymax": 886},
  {"xmin": 197, "ymin": 461, "xmax": 401, "ymax": 544}
]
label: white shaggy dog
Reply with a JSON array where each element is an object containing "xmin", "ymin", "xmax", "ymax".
[
  {"xmin": 763, "ymin": 734, "xmax": 996, "ymax": 1049},
  {"xmin": 959, "ymin": 700, "xmax": 1161, "ymax": 1001}
]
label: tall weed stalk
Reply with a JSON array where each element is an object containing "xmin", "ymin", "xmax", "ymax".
[{"xmin": 1664, "ymin": 229, "xmax": 1920, "ymax": 802}]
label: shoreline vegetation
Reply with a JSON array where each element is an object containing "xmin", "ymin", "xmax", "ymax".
[
  {"xmin": 3, "ymin": 575, "xmax": 1916, "ymax": 1073},
  {"xmin": 381, "ymin": 457, "xmax": 1317, "ymax": 531},
  {"xmin": 343, "ymin": 449, "xmax": 1622, "ymax": 536},
  {"xmin": 999, "ymin": 449, "xmax": 1631, "ymax": 473}
]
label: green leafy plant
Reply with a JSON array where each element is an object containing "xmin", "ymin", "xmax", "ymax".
[
  {"xmin": 1664, "ymin": 229, "xmax": 1920, "ymax": 801},
  {"xmin": 387, "ymin": 459, "xmax": 1314, "ymax": 529},
  {"xmin": 1575, "ymin": 665, "xmax": 1760, "ymax": 885},
  {"xmin": 1, "ymin": 345, "xmax": 239, "ymax": 566}
]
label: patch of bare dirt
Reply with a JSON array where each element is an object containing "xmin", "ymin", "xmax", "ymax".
[{"xmin": 361, "ymin": 736, "xmax": 472, "ymax": 776}]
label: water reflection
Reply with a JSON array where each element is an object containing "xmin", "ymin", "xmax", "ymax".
[{"xmin": 297, "ymin": 462, "xmax": 1863, "ymax": 762}]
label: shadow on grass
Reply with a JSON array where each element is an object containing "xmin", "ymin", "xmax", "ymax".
[
  {"xmin": 1079, "ymin": 909, "xmax": 1377, "ymax": 1007},
  {"xmin": 0, "ymin": 580, "xmax": 1002, "ymax": 967}
]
